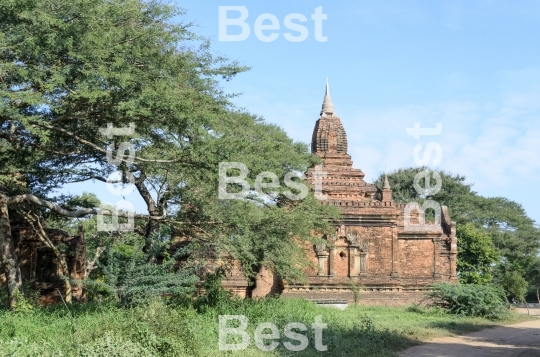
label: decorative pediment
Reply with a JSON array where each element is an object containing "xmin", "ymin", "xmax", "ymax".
[
  {"xmin": 345, "ymin": 231, "xmax": 358, "ymax": 244},
  {"xmin": 357, "ymin": 240, "xmax": 369, "ymax": 252},
  {"xmin": 325, "ymin": 232, "xmax": 337, "ymax": 242},
  {"xmin": 324, "ymin": 226, "xmax": 369, "ymax": 253}
]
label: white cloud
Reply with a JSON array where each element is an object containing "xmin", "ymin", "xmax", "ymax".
[{"xmin": 347, "ymin": 85, "xmax": 540, "ymax": 220}]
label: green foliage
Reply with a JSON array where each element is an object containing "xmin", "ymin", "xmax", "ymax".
[
  {"xmin": 99, "ymin": 254, "xmax": 197, "ymax": 307},
  {"xmin": 86, "ymin": 228, "xmax": 199, "ymax": 307},
  {"xmin": 9, "ymin": 291, "xmax": 34, "ymax": 315},
  {"xmin": 79, "ymin": 332, "xmax": 155, "ymax": 357},
  {"xmin": 193, "ymin": 268, "xmax": 233, "ymax": 312},
  {"xmin": 500, "ymin": 271, "xmax": 528, "ymax": 303},
  {"xmin": 0, "ymin": 301, "xmax": 202, "ymax": 356},
  {"xmin": 0, "ymin": 283, "xmax": 41, "ymax": 312},
  {"xmin": 1, "ymin": 0, "xmax": 338, "ymax": 289},
  {"xmin": 0, "ymin": 337, "xmax": 54, "ymax": 357},
  {"xmin": 405, "ymin": 304, "xmax": 447, "ymax": 316},
  {"xmin": 457, "ymin": 223, "xmax": 499, "ymax": 284},
  {"xmin": 429, "ymin": 283, "xmax": 510, "ymax": 320},
  {"xmin": 528, "ymin": 258, "xmax": 540, "ymax": 302},
  {"xmin": 194, "ymin": 194, "xmax": 338, "ymax": 284},
  {"xmin": 43, "ymin": 192, "xmax": 102, "ymax": 229}
]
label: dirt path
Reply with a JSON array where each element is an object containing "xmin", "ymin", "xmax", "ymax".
[{"xmin": 400, "ymin": 318, "xmax": 540, "ymax": 357}]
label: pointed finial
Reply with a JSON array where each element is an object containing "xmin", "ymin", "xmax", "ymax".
[
  {"xmin": 383, "ymin": 172, "xmax": 391, "ymax": 190},
  {"xmin": 321, "ymin": 79, "xmax": 335, "ymax": 116}
]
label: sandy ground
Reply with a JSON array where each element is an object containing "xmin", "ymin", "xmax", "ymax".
[{"xmin": 400, "ymin": 309, "xmax": 540, "ymax": 357}]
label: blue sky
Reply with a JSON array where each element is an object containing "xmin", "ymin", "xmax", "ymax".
[{"xmin": 65, "ymin": 1, "xmax": 540, "ymax": 223}]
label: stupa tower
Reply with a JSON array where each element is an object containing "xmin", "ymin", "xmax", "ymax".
[{"xmin": 306, "ymin": 81, "xmax": 378, "ymax": 205}]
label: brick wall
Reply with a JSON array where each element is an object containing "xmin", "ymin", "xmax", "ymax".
[{"xmin": 398, "ymin": 239, "xmax": 434, "ymax": 278}]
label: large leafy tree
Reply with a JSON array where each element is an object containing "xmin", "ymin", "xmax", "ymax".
[
  {"xmin": 456, "ymin": 223, "xmax": 499, "ymax": 284},
  {"xmin": 0, "ymin": 0, "xmax": 336, "ymax": 308},
  {"xmin": 501, "ymin": 271, "xmax": 528, "ymax": 306},
  {"xmin": 375, "ymin": 168, "xmax": 540, "ymax": 286}
]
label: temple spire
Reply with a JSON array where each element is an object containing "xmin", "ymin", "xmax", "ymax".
[
  {"xmin": 381, "ymin": 172, "xmax": 393, "ymax": 202},
  {"xmin": 320, "ymin": 78, "xmax": 335, "ymax": 117},
  {"xmin": 383, "ymin": 173, "xmax": 391, "ymax": 190}
]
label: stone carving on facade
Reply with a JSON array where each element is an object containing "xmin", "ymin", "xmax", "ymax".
[
  {"xmin": 327, "ymin": 128, "xmax": 337, "ymax": 153},
  {"xmin": 345, "ymin": 231, "xmax": 358, "ymax": 244},
  {"xmin": 325, "ymin": 232, "xmax": 337, "ymax": 242},
  {"xmin": 326, "ymin": 225, "xmax": 347, "ymax": 243},
  {"xmin": 314, "ymin": 242, "xmax": 329, "ymax": 276},
  {"xmin": 357, "ymin": 240, "xmax": 369, "ymax": 253}
]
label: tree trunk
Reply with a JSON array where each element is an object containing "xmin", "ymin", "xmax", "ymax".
[
  {"xmin": 134, "ymin": 174, "xmax": 164, "ymax": 253},
  {"xmin": 0, "ymin": 193, "xmax": 23, "ymax": 310},
  {"xmin": 85, "ymin": 246, "xmax": 105, "ymax": 279},
  {"xmin": 536, "ymin": 287, "xmax": 539, "ymax": 304}
]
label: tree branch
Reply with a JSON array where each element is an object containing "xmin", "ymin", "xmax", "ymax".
[
  {"xmin": 32, "ymin": 122, "xmax": 212, "ymax": 165},
  {"xmin": 7, "ymin": 194, "xmax": 166, "ymax": 220}
]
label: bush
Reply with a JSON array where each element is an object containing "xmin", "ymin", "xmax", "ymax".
[
  {"xmin": 79, "ymin": 332, "xmax": 154, "ymax": 357},
  {"xmin": 428, "ymin": 283, "xmax": 510, "ymax": 320},
  {"xmin": 85, "ymin": 229, "xmax": 199, "ymax": 307},
  {"xmin": 193, "ymin": 268, "xmax": 234, "ymax": 312}
]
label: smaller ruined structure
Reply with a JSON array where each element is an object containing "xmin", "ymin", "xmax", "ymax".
[{"xmin": 1, "ymin": 221, "xmax": 86, "ymax": 304}]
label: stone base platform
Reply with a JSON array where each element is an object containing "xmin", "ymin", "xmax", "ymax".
[{"xmin": 281, "ymin": 289, "xmax": 431, "ymax": 307}]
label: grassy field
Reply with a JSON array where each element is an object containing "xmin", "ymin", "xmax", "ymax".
[{"xmin": 0, "ymin": 298, "xmax": 534, "ymax": 357}]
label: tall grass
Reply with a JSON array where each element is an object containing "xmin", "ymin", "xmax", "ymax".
[{"xmin": 0, "ymin": 298, "xmax": 532, "ymax": 356}]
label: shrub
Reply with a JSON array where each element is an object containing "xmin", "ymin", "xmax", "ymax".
[
  {"xmin": 78, "ymin": 332, "xmax": 154, "ymax": 357},
  {"xmin": 193, "ymin": 268, "xmax": 234, "ymax": 312},
  {"xmin": 85, "ymin": 229, "xmax": 199, "ymax": 307},
  {"xmin": 10, "ymin": 291, "xmax": 34, "ymax": 315},
  {"xmin": 428, "ymin": 283, "xmax": 510, "ymax": 320},
  {"xmin": 0, "ymin": 337, "xmax": 56, "ymax": 356}
]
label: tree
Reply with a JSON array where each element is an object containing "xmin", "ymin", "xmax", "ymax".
[
  {"xmin": 456, "ymin": 223, "xmax": 499, "ymax": 284},
  {"xmin": 1, "ymin": 0, "xmax": 337, "ymax": 308},
  {"xmin": 500, "ymin": 271, "xmax": 529, "ymax": 313}
]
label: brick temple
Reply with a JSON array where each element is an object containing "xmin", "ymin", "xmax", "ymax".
[{"xmin": 250, "ymin": 82, "xmax": 458, "ymax": 305}]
